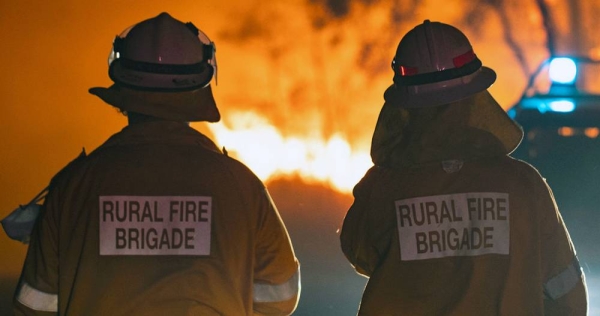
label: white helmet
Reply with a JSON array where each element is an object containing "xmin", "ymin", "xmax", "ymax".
[
  {"xmin": 108, "ymin": 12, "xmax": 217, "ymax": 91},
  {"xmin": 390, "ymin": 20, "xmax": 496, "ymax": 108}
]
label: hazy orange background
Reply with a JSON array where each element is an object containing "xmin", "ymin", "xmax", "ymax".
[{"xmin": 1, "ymin": 0, "xmax": 589, "ymax": 314}]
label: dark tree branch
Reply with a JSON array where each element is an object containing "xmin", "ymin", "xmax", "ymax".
[
  {"xmin": 535, "ymin": 0, "xmax": 556, "ymax": 56},
  {"xmin": 491, "ymin": 0, "xmax": 532, "ymax": 77}
]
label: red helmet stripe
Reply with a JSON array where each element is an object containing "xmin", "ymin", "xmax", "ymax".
[
  {"xmin": 400, "ymin": 65, "xmax": 418, "ymax": 76},
  {"xmin": 453, "ymin": 49, "xmax": 476, "ymax": 68}
]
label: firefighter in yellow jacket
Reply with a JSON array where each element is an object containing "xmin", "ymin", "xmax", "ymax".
[
  {"xmin": 14, "ymin": 12, "xmax": 300, "ymax": 315},
  {"xmin": 340, "ymin": 20, "xmax": 588, "ymax": 315}
]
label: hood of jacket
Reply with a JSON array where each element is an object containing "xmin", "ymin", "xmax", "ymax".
[{"xmin": 371, "ymin": 87, "xmax": 523, "ymax": 169}]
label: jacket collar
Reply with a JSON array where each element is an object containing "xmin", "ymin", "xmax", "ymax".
[{"xmin": 98, "ymin": 121, "xmax": 222, "ymax": 153}]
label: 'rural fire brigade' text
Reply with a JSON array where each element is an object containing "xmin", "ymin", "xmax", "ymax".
[
  {"xmin": 99, "ymin": 196, "xmax": 212, "ymax": 256},
  {"xmin": 395, "ymin": 192, "xmax": 509, "ymax": 261}
]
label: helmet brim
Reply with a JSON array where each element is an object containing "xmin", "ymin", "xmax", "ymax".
[
  {"xmin": 89, "ymin": 84, "xmax": 220, "ymax": 122},
  {"xmin": 389, "ymin": 66, "xmax": 497, "ymax": 108}
]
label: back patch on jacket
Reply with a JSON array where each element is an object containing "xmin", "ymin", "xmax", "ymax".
[
  {"xmin": 395, "ymin": 192, "xmax": 509, "ymax": 261},
  {"xmin": 99, "ymin": 196, "xmax": 212, "ymax": 255}
]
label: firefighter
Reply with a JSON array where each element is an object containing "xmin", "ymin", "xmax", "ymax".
[
  {"xmin": 14, "ymin": 12, "xmax": 300, "ymax": 315},
  {"xmin": 340, "ymin": 20, "xmax": 588, "ymax": 315}
]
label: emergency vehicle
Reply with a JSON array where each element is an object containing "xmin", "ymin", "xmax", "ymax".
[{"xmin": 509, "ymin": 56, "xmax": 600, "ymax": 312}]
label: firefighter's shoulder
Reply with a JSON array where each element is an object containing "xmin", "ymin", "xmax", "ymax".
[{"xmin": 48, "ymin": 148, "xmax": 88, "ymax": 186}]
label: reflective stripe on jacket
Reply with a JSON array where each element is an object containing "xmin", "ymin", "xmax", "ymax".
[{"xmin": 14, "ymin": 121, "xmax": 300, "ymax": 315}]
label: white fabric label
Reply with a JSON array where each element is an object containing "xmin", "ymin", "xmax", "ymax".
[
  {"xmin": 99, "ymin": 196, "xmax": 212, "ymax": 255},
  {"xmin": 396, "ymin": 192, "xmax": 509, "ymax": 261}
]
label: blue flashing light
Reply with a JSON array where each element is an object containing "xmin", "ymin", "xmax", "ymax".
[
  {"xmin": 548, "ymin": 100, "xmax": 575, "ymax": 112},
  {"xmin": 549, "ymin": 58, "xmax": 577, "ymax": 84},
  {"xmin": 519, "ymin": 97, "xmax": 576, "ymax": 113}
]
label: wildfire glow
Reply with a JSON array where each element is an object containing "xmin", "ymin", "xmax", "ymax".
[{"xmin": 207, "ymin": 111, "xmax": 372, "ymax": 193}]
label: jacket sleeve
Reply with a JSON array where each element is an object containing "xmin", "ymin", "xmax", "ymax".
[
  {"xmin": 13, "ymin": 151, "xmax": 86, "ymax": 315},
  {"xmin": 536, "ymin": 177, "xmax": 588, "ymax": 315},
  {"xmin": 13, "ymin": 185, "xmax": 61, "ymax": 316},
  {"xmin": 340, "ymin": 166, "xmax": 381, "ymax": 277},
  {"xmin": 252, "ymin": 188, "xmax": 300, "ymax": 316}
]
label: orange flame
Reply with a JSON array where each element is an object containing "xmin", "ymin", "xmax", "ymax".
[{"xmin": 208, "ymin": 111, "xmax": 371, "ymax": 193}]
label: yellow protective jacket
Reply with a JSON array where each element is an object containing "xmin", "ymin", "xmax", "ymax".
[
  {"xmin": 14, "ymin": 121, "xmax": 300, "ymax": 316},
  {"xmin": 340, "ymin": 91, "xmax": 588, "ymax": 315}
]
